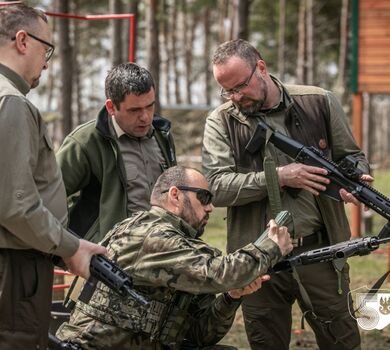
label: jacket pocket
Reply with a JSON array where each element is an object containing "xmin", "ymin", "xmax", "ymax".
[{"xmin": 124, "ymin": 164, "xmax": 139, "ymax": 183}]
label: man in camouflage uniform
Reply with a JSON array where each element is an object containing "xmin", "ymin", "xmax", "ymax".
[{"xmin": 56, "ymin": 165, "xmax": 292, "ymax": 349}]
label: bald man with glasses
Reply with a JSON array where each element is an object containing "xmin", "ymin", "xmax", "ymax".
[{"xmin": 57, "ymin": 165, "xmax": 292, "ymax": 350}]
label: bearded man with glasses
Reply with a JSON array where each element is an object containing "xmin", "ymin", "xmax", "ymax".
[
  {"xmin": 202, "ymin": 39, "xmax": 371, "ymax": 350},
  {"xmin": 0, "ymin": 4, "xmax": 106, "ymax": 349},
  {"xmin": 57, "ymin": 165, "xmax": 292, "ymax": 350}
]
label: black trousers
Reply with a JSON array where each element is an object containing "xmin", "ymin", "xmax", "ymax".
[
  {"xmin": 0, "ymin": 248, "xmax": 54, "ymax": 350},
  {"xmin": 242, "ymin": 258, "xmax": 361, "ymax": 350}
]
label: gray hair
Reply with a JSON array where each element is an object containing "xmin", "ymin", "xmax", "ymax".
[
  {"xmin": 104, "ymin": 62, "xmax": 155, "ymax": 109},
  {"xmin": 0, "ymin": 4, "xmax": 47, "ymax": 45},
  {"xmin": 212, "ymin": 39, "xmax": 263, "ymax": 68},
  {"xmin": 151, "ymin": 166, "xmax": 202, "ymax": 206}
]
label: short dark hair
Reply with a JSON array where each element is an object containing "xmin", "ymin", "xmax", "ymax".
[
  {"xmin": 0, "ymin": 4, "xmax": 47, "ymax": 45},
  {"xmin": 212, "ymin": 39, "xmax": 263, "ymax": 68},
  {"xmin": 104, "ymin": 62, "xmax": 155, "ymax": 109},
  {"xmin": 151, "ymin": 166, "xmax": 202, "ymax": 206}
]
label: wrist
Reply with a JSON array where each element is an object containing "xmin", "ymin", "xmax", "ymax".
[
  {"xmin": 225, "ymin": 292, "xmax": 243, "ymax": 303},
  {"xmin": 276, "ymin": 166, "xmax": 285, "ymax": 187}
]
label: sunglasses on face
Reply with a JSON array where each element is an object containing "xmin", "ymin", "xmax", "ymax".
[{"xmin": 162, "ymin": 186, "xmax": 213, "ymax": 206}]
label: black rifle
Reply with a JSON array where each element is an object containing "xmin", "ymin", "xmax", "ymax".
[
  {"xmin": 53, "ymin": 234, "xmax": 148, "ymax": 307},
  {"xmin": 246, "ymin": 121, "xmax": 390, "ymax": 238},
  {"xmin": 272, "ymin": 235, "xmax": 390, "ymax": 272},
  {"xmin": 48, "ymin": 333, "xmax": 81, "ymax": 350}
]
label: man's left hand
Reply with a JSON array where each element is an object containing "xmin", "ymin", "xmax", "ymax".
[
  {"xmin": 228, "ymin": 275, "xmax": 271, "ymax": 299},
  {"xmin": 339, "ymin": 174, "xmax": 374, "ymax": 208}
]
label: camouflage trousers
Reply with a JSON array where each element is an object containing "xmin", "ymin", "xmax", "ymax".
[{"xmin": 57, "ymin": 308, "xmax": 238, "ymax": 350}]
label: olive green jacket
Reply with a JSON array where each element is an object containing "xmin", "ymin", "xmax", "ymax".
[
  {"xmin": 57, "ymin": 206, "xmax": 282, "ymax": 349},
  {"xmin": 0, "ymin": 63, "xmax": 78, "ymax": 257},
  {"xmin": 57, "ymin": 107, "xmax": 176, "ymax": 243},
  {"xmin": 202, "ymin": 80, "xmax": 369, "ymax": 253}
]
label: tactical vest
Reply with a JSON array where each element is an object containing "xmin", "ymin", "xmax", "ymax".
[
  {"xmin": 77, "ymin": 284, "xmax": 194, "ymax": 349},
  {"xmin": 76, "ymin": 213, "xmax": 196, "ymax": 349}
]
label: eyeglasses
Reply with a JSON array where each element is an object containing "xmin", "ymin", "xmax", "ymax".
[
  {"xmin": 12, "ymin": 32, "xmax": 55, "ymax": 62},
  {"xmin": 162, "ymin": 186, "xmax": 213, "ymax": 206},
  {"xmin": 220, "ymin": 64, "xmax": 257, "ymax": 99}
]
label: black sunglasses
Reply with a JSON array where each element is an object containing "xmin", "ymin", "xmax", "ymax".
[
  {"xmin": 12, "ymin": 32, "xmax": 55, "ymax": 62},
  {"xmin": 162, "ymin": 186, "xmax": 213, "ymax": 206}
]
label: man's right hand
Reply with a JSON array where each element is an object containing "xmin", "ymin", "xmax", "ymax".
[
  {"xmin": 277, "ymin": 163, "xmax": 329, "ymax": 196},
  {"xmin": 267, "ymin": 219, "xmax": 293, "ymax": 256},
  {"xmin": 63, "ymin": 239, "xmax": 107, "ymax": 279}
]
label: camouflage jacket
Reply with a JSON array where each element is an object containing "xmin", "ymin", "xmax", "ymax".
[{"xmin": 57, "ymin": 206, "xmax": 282, "ymax": 349}]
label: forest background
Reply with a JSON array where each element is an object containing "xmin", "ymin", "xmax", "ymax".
[{"xmin": 20, "ymin": 0, "xmax": 389, "ymax": 171}]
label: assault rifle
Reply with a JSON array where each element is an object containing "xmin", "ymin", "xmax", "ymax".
[
  {"xmin": 246, "ymin": 121, "xmax": 390, "ymax": 239},
  {"xmin": 53, "ymin": 232, "xmax": 148, "ymax": 307},
  {"xmin": 272, "ymin": 235, "xmax": 390, "ymax": 272}
]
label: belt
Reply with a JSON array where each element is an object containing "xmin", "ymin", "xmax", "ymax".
[{"xmin": 293, "ymin": 229, "xmax": 328, "ymax": 248}]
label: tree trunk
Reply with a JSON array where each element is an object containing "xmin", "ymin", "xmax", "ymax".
[
  {"xmin": 126, "ymin": 0, "xmax": 139, "ymax": 61},
  {"xmin": 235, "ymin": 0, "xmax": 251, "ymax": 40},
  {"xmin": 182, "ymin": 0, "xmax": 190, "ymax": 104},
  {"xmin": 335, "ymin": 0, "xmax": 349, "ymax": 103},
  {"xmin": 296, "ymin": 0, "xmax": 306, "ymax": 84},
  {"xmin": 306, "ymin": 0, "xmax": 314, "ymax": 85},
  {"xmin": 110, "ymin": 0, "xmax": 123, "ymax": 66},
  {"xmin": 277, "ymin": 0, "xmax": 286, "ymax": 80},
  {"xmin": 58, "ymin": 0, "xmax": 73, "ymax": 139},
  {"xmin": 146, "ymin": 0, "xmax": 160, "ymax": 113},
  {"xmin": 204, "ymin": 6, "xmax": 211, "ymax": 105},
  {"xmin": 218, "ymin": 0, "xmax": 228, "ymax": 43},
  {"xmin": 171, "ymin": 0, "xmax": 181, "ymax": 104},
  {"xmin": 229, "ymin": 0, "xmax": 237, "ymax": 40},
  {"xmin": 162, "ymin": 0, "xmax": 171, "ymax": 105},
  {"xmin": 183, "ymin": 0, "xmax": 198, "ymax": 105}
]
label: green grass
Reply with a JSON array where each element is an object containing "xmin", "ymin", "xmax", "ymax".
[{"xmin": 202, "ymin": 169, "xmax": 390, "ymax": 349}]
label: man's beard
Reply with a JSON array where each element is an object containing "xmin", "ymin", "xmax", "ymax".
[
  {"xmin": 181, "ymin": 195, "xmax": 209, "ymax": 238},
  {"xmin": 237, "ymin": 76, "xmax": 268, "ymax": 114},
  {"xmin": 238, "ymin": 98, "xmax": 265, "ymax": 114}
]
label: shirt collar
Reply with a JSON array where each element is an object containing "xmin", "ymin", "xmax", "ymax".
[
  {"xmin": 0, "ymin": 63, "xmax": 30, "ymax": 96},
  {"xmin": 111, "ymin": 115, "xmax": 154, "ymax": 139},
  {"xmin": 150, "ymin": 206, "xmax": 199, "ymax": 239}
]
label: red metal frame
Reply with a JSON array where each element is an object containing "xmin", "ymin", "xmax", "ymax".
[
  {"xmin": 44, "ymin": 12, "xmax": 135, "ymax": 62},
  {"xmin": 0, "ymin": 3, "xmax": 136, "ymax": 62},
  {"xmin": 53, "ymin": 269, "xmax": 73, "ymax": 290},
  {"xmin": 0, "ymin": 1, "xmax": 22, "ymax": 4}
]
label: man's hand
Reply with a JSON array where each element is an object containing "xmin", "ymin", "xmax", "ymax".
[
  {"xmin": 267, "ymin": 219, "xmax": 293, "ymax": 256},
  {"xmin": 63, "ymin": 239, "xmax": 107, "ymax": 279},
  {"xmin": 228, "ymin": 275, "xmax": 271, "ymax": 299},
  {"xmin": 278, "ymin": 163, "xmax": 329, "ymax": 196},
  {"xmin": 339, "ymin": 174, "xmax": 374, "ymax": 208}
]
